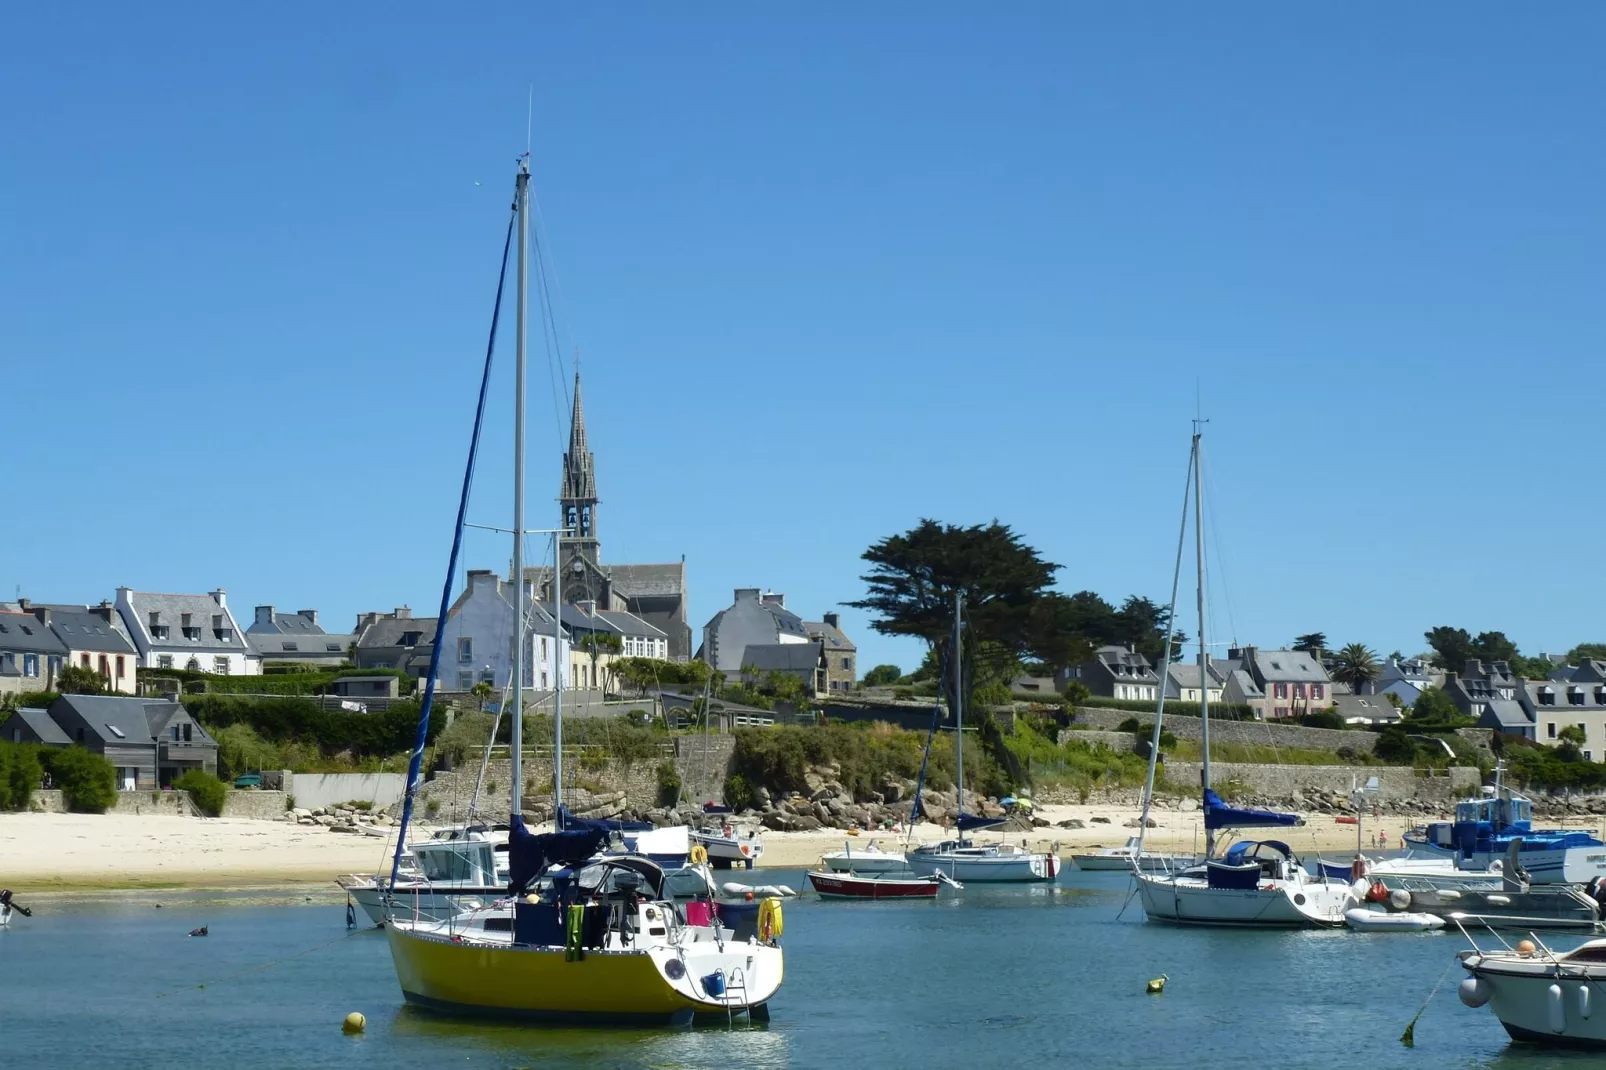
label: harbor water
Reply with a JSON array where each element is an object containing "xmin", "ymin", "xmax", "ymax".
[{"xmin": 0, "ymin": 870, "xmax": 1578, "ymax": 1069}]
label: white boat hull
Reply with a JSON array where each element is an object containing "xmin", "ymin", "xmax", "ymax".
[
  {"xmin": 691, "ymin": 829, "xmax": 764, "ymax": 870},
  {"xmin": 1135, "ymin": 873, "xmax": 1354, "ymax": 927},
  {"xmin": 906, "ymin": 846, "xmax": 1058, "ymax": 883},
  {"xmin": 1408, "ymin": 841, "xmax": 1606, "ymax": 885},
  {"xmin": 820, "ymin": 851, "xmax": 908, "ymax": 874},
  {"xmin": 1462, "ymin": 953, "xmax": 1606, "ymax": 1048}
]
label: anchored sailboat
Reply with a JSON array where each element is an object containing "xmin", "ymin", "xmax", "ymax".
[
  {"xmin": 1132, "ymin": 423, "xmax": 1354, "ymax": 927},
  {"xmin": 905, "ymin": 592, "xmax": 1059, "ymax": 884},
  {"xmin": 381, "ymin": 154, "xmax": 782, "ymax": 1024}
]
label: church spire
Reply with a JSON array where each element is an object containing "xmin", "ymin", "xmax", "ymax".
[{"xmin": 560, "ymin": 367, "xmax": 600, "ymax": 565}]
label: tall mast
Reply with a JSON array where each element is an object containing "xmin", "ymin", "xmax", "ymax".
[
  {"xmin": 554, "ymin": 529, "xmax": 564, "ymax": 814},
  {"xmin": 1193, "ymin": 423, "xmax": 1211, "ymax": 849},
  {"xmin": 953, "ymin": 590, "xmax": 965, "ymax": 846},
  {"xmin": 510, "ymin": 158, "xmax": 530, "ymax": 819}
]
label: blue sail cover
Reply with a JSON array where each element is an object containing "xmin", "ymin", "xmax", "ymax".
[
  {"xmin": 507, "ymin": 815, "xmax": 607, "ymax": 896},
  {"xmin": 556, "ymin": 805, "xmax": 651, "ymax": 834},
  {"xmin": 956, "ymin": 812, "xmax": 1007, "ymax": 832},
  {"xmin": 1203, "ymin": 789, "xmax": 1302, "ymax": 831}
]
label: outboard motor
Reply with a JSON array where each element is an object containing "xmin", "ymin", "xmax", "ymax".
[
  {"xmin": 0, "ymin": 889, "xmax": 32, "ymax": 918},
  {"xmin": 1588, "ymin": 877, "xmax": 1606, "ymax": 917}
]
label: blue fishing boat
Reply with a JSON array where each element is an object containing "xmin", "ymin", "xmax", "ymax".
[{"xmin": 1405, "ymin": 764, "xmax": 1606, "ymax": 885}]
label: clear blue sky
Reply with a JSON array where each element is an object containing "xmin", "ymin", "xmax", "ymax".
[{"xmin": 7, "ymin": 4, "xmax": 1605, "ymax": 673}]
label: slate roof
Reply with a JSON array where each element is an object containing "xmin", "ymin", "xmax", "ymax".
[
  {"xmin": 40, "ymin": 607, "xmax": 137, "ymax": 655},
  {"xmin": 596, "ymin": 609, "xmax": 667, "ymax": 639},
  {"xmin": 6, "ymin": 707, "xmax": 71, "ymax": 745},
  {"xmin": 1223, "ymin": 668, "xmax": 1264, "ymax": 700},
  {"xmin": 1166, "ymin": 662, "xmax": 1225, "ymax": 690},
  {"xmin": 252, "ymin": 634, "xmax": 358, "ymax": 657},
  {"xmin": 247, "ymin": 609, "xmax": 326, "ymax": 636},
  {"xmin": 356, "ymin": 616, "xmax": 439, "ymax": 649},
  {"xmin": 1483, "ymin": 696, "xmax": 1535, "ymax": 731},
  {"xmin": 1093, "ymin": 645, "xmax": 1159, "ymax": 681},
  {"xmin": 1251, "ymin": 649, "xmax": 1330, "ymax": 684},
  {"xmin": 608, "ymin": 563, "xmax": 686, "ymax": 599},
  {"xmin": 123, "ymin": 592, "xmax": 244, "ymax": 652},
  {"xmin": 804, "ymin": 621, "xmax": 856, "ymax": 652},
  {"xmin": 0, "ymin": 612, "xmax": 70, "ymax": 654},
  {"xmin": 54, "ymin": 694, "xmax": 210, "ymax": 745},
  {"xmin": 740, "ymin": 643, "xmax": 823, "ymax": 672},
  {"xmin": 1333, "ymin": 694, "xmax": 1401, "ymax": 723}
]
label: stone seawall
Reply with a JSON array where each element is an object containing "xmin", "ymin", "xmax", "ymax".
[
  {"xmin": 1072, "ymin": 707, "xmax": 1378, "ymax": 754},
  {"xmin": 416, "ymin": 752, "xmax": 672, "ymax": 824},
  {"xmin": 1059, "ymin": 730, "xmax": 1139, "ymax": 752},
  {"xmin": 1160, "ymin": 762, "xmax": 1480, "ymax": 804},
  {"xmin": 223, "ymin": 790, "xmax": 289, "ymax": 820}
]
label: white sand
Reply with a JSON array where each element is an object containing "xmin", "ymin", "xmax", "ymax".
[{"xmin": 13, "ymin": 803, "xmax": 1599, "ymax": 889}]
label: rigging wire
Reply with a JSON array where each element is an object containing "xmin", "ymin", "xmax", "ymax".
[{"xmin": 388, "ymin": 179, "xmax": 519, "ymax": 886}]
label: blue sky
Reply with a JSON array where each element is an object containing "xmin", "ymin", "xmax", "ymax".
[{"xmin": 6, "ymin": 4, "xmax": 1605, "ymax": 673}]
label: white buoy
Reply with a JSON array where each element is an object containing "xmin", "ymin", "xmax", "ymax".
[
  {"xmin": 343, "ymin": 1012, "xmax": 366, "ymax": 1034},
  {"xmin": 1458, "ymin": 978, "xmax": 1490, "ymax": 1008},
  {"xmin": 1389, "ymin": 888, "xmax": 1412, "ymax": 911},
  {"xmin": 1581, "ymin": 984, "xmax": 1593, "ymax": 1020}
]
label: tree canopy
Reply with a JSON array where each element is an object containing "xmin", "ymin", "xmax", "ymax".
[
  {"xmin": 861, "ymin": 664, "xmax": 901, "ymax": 687},
  {"xmin": 1293, "ymin": 633, "xmax": 1327, "ymax": 656},
  {"xmin": 1330, "ymin": 643, "xmax": 1379, "ymax": 694},
  {"xmin": 56, "ymin": 665, "xmax": 107, "ymax": 695}
]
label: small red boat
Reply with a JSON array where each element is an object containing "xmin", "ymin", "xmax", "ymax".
[{"xmin": 806, "ymin": 870, "xmax": 942, "ymax": 899}]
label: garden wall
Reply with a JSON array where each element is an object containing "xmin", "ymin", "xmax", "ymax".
[{"xmin": 1071, "ymin": 707, "xmax": 1377, "ymax": 754}]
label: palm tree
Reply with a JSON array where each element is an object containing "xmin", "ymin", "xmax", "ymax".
[{"xmin": 1331, "ymin": 642, "xmax": 1380, "ymax": 694}]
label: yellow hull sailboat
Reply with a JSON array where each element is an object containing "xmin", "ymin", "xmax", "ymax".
[{"xmin": 380, "ymin": 154, "xmax": 782, "ymax": 1026}]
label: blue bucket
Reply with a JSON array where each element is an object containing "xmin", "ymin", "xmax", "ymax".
[{"xmin": 702, "ymin": 971, "xmax": 726, "ymax": 997}]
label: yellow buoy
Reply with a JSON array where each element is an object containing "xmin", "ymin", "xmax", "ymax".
[
  {"xmin": 342, "ymin": 1012, "xmax": 366, "ymax": 1034},
  {"xmin": 1147, "ymin": 975, "xmax": 1168, "ymax": 994}
]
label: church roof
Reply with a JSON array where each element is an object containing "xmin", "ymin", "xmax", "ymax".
[
  {"xmin": 609, "ymin": 563, "xmax": 686, "ymax": 598},
  {"xmin": 560, "ymin": 370, "xmax": 597, "ymax": 502}
]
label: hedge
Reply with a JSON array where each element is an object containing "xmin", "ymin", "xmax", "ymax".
[
  {"xmin": 143, "ymin": 667, "xmax": 416, "ymax": 697},
  {"xmin": 0, "ymin": 743, "xmax": 44, "ymax": 810},
  {"xmin": 180, "ymin": 694, "xmax": 437, "ymax": 758},
  {"xmin": 41, "ymin": 746, "xmax": 117, "ymax": 813}
]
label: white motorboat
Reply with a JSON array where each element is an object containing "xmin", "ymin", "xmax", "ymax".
[
  {"xmin": 906, "ymin": 840, "xmax": 1060, "ymax": 883},
  {"xmin": 1131, "ymin": 426, "xmax": 1356, "ymax": 928},
  {"xmin": 690, "ymin": 823, "xmax": 765, "ymax": 870},
  {"xmin": 1344, "ymin": 907, "xmax": 1444, "ymax": 932},
  {"xmin": 1071, "ymin": 836, "xmax": 1196, "ymax": 872},
  {"xmin": 339, "ymin": 827, "xmax": 508, "ymax": 926},
  {"xmin": 819, "ymin": 840, "xmax": 908, "ymax": 873},
  {"xmin": 1460, "ymin": 935, "xmax": 1606, "ymax": 1047}
]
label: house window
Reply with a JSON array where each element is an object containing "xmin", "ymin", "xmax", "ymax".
[
  {"xmin": 158, "ymin": 655, "xmax": 173, "ymax": 669},
  {"xmin": 116, "ymin": 656, "xmax": 125, "ymax": 679},
  {"xmin": 479, "ymin": 669, "xmax": 494, "ymax": 684},
  {"xmin": 1274, "ymin": 683, "xmax": 1288, "ymax": 699},
  {"xmin": 23, "ymin": 654, "xmax": 38, "ymax": 677},
  {"xmin": 457, "ymin": 670, "xmax": 473, "ymax": 690},
  {"xmin": 1274, "ymin": 706, "xmax": 1289, "ymax": 718},
  {"xmin": 1312, "ymin": 684, "xmax": 1324, "ymax": 700},
  {"xmin": 541, "ymin": 672, "xmax": 548, "ymax": 688},
  {"xmin": 1293, "ymin": 683, "xmax": 1305, "ymax": 700},
  {"xmin": 458, "ymin": 637, "xmax": 473, "ymax": 665},
  {"xmin": 1571, "ymin": 689, "xmax": 1586, "ymax": 706},
  {"xmin": 1548, "ymin": 723, "xmax": 1557, "ymax": 739},
  {"xmin": 171, "ymin": 726, "xmax": 180, "ymax": 741},
  {"xmin": 98, "ymin": 654, "xmax": 109, "ymax": 677},
  {"xmin": 1587, "ymin": 751, "xmax": 1594, "ymax": 762},
  {"xmin": 1539, "ymin": 689, "xmax": 1556, "ymax": 706},
  {"xmin": 213, "ymin": 657, "xmax": 230, "ymax": 675},
  {"xmin": 1580, "ymin": 724, "xmax": 1589, "ymax": 740},
  {"xmin": 81, "ymin": 653, "xmax": 91, "ymax": 668},
  {"xmin": 841, "ymin": 657, "xmax": 851, "ymax": 670}
]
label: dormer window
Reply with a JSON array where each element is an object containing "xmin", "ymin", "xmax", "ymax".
[
  {"xmin": 1571, "ymin": 688, "xmax": 1587, "ymax": 706},
  {"xmin": 1540, "ymin": 686, "xmax": 1556, "ymax": 706},
  {"xmin": 181, "ymin": 613, "xmax": 192, "ymax": 628}
]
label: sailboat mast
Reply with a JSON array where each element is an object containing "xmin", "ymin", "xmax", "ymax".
[
  {"xmin": 953, "ymin": 590, "xmax": 964, "ymax": 846},
  {"xmin": 1193, "ymin": 425, "xmax": 1210, "ymax": 797},
  {"xmin": 510, "ymin": 158, "xmax": 530, "ymax": 819},
  {"xmin": 554, "ymin": 530, "xmax": 563, "ymax": 812}
]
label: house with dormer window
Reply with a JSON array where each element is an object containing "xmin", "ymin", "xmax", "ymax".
[
  {"xmin": 115, "ymin": 587, "xmax": 260, "ymax": 676},
  {"xmin": 0, "ymin": 609, "xmax": 69, "ymax": 698},
  {"xmin": 1210, "ymin": 646, "xmax": 1334, "ymax": 719},
  {"xmin": 1069, "ymin": 645, "xmax": 1160, "ymax": 702},
  {"xmin": 246, "ymin": 605, "xmax": 358, "ymax": 668}
]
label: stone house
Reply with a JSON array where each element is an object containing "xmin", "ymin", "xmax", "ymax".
[
  {"xmin": 116, "ymin": 587, "xmax": 259, "ymax": 675},
  {"xmin": 352, "ymin": 608, "xmax": 437, "ymax": 677},
  {"xmin": 804, "ymin": 613, "xmax": 856, "ymax": 692},
  {"xmin": 1214, "ymin": 646, "xmax": 1334, "ymax": 719},
  {"xmin": 0, "ymin": 608, "xmax": 69, "ymax": 698},
  {"xmin": 246, "ymin": 606, "xmax": 359, "ymax": 668},
  {"xmin": 1067, "ymin": 645, "xmax": 1160, "ymax": 701}
]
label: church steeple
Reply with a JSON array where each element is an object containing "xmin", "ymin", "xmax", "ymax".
[{"xmin": 559, "ymin": 369, "xmax": 600, "ymax": 565}]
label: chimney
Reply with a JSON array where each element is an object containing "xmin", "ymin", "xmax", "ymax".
[
  {"xmin": 394, "ymin": 606, "xmax": 412, "ymax": 619},
  {"xmin": 761, "ymin": 591, "xmax": 786, "ymax": 608},
  {"xmin": 466, "ymin": 571, "xmax": 495, "ymax": 593},
  {"xmin": 297, "ymin": 608, "xmax": 318, "ymax": 625},
  {"xmin": 93, "ymin": 602, "xmax": 113, "ymax": 624},
  {"xmin": 355, "ymin": 611, "xmax": 380, "ymax": 632},
  {"xmin": 577, "ymin": 599, "xmax": 598, "ymax": 616},
  {"xmin": 210, "ymin": 587, "xmax": 227, "ymax": 608},
  {"xmin": 254, "ymin": 606, "xmax": 274, "ymax": 627},
  {"xmin": 734, "ymin": 588, "xmax": 760, "ymax": 602},
  {"xmin": 30, "ymin": 606, "xmax": 51, "ymax": 626},
  {"xmin": 16, "ymin": 598, "xmax": 30, "ymax": 611},
  {"xmin": 823, "ymin": 612, "xmax": 840, "ymax": 630},
  {"xmin": 1465, "ymin": 659, "xmax": 1483, "ymax": 679}
]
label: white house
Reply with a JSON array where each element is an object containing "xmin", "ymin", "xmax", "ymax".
[
  {"xmin": 435, "ymin": 570, "xmax": 570, "ymax": 694},
  {"xmin": 115, "ymin": 587, "xmax": 260, "ymax": 675}
]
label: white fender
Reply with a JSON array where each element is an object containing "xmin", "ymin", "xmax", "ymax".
[
  {"xmin": 1581, "ymin": 984, "xmax": 1592, "ymax": 1020},
  {"xmin": 1549, "ymin": 983, "xmax": 1567, "ymax": 1033},
  {"xmin": 1486, "ymin": 894, "xmax": 1511, "ymax": 907},
  {"xmin": 1437, "ymin": 889, "xmax": 1462, "ymax": 901},
  {"xmin": 1458, "ymin": 977, "xmax": 1490, "ymax": 1008},
  {"xmin": 1389, "ymin": 888, "xmax": 1412, "ymax": 911}
]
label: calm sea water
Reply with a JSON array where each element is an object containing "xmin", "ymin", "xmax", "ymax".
[{"xmin": 0, "ymin": 871, "xmax": 1588, "ymax": 1069}]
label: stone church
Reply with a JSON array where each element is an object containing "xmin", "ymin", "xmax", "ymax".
[{"xmin": 520, "ymin": 372, "xmax": 692, "ymax": 659}]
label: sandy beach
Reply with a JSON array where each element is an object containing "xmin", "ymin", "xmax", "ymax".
[{"xmin": 8, "ymin": 802, "xmax": 1560, "ymax": 890}]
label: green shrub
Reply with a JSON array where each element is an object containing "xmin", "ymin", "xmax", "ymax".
[
  {"xmin": 1295, "ymin": 710, "xmax": 1347, "ymax": 730},
  {"xmin": 42, "ymin": 747, "xmax": 117, "ymax": 813},
  {"xmin": 724, "ymin": 773, "xmax": 755, "ymax": 812},
  {"xmin": 175, "ymin": 769, "xmax": 227, "ymax": 816},
  {"xmin": 1374, "ymin": 727, "xmax": 1419, "ymax": 764},
  {"xmin": 183, "ymin": 694, "xmax": 437, "ymax": 758},
  {"xmin": 0, "ymin": 743, "xmax": 44, "ymax": 810},
  {"xmin": 425, "ymin": 798, "xmax": 441, "ymax": 817},
  {"xmin": 656, "ymin": 762, "xmax": 683, "ymax": 808},
  {"xmin": 1117, "ymin": 717, "xmax": 1143, "ymax": 734}
]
